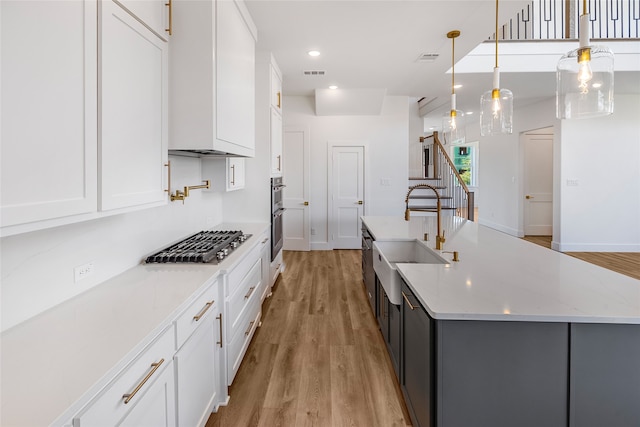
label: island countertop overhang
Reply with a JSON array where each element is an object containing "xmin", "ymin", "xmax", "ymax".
[{"xmin": 361, "ymin": 216, "xmax": 640, "ymax": 324}]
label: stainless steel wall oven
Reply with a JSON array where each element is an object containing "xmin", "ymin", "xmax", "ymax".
[{"xmin": 271, "ymin": 177, "xmax": 285, "ymax": 260}]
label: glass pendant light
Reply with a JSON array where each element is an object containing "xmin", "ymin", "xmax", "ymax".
[
  {"xmin": 441, "ymin": 30, "xmax": 465, "ymax": 145},
  {"xmin": 480, "ymin": 0, "xmax": 513, "ymax": 136},
  {"xmin": 556, "ymin": 0, "xmax": 614, "ymax": 119}
]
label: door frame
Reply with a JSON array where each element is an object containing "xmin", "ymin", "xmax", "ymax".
[
  {"xmin": 327, "ymin": 140, "xmax": 369, "ymax": 250},
  {"xmin": 519, "ymin": 126, "xmax": 556, "ymax": 246},
  {"xmin": 283, "ymin": 126, "xmax": 311, "ymax": 251}
]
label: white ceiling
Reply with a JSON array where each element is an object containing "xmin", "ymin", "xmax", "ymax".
[{"xmin": 244, "ymin": 0, "xmax": 640, "ymax": 123}]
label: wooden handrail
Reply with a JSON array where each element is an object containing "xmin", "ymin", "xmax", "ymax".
[
  {"xmin": 420, "ymin": 131, "xmax": 474, "ymax": 221},
  {"xmin": 432, "ymin": 132, "xmax": 470, "ymax": 194}
]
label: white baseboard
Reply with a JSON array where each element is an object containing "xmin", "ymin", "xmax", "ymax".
[
  {"xmin": 310, "ymin": 242, "xmax": 332, "ymax": 251},
  {"xmin": 477, "ymin": 218, "xmax": 522, "ymax": 238},
  {"xmin": 557, "ymin": 242, "xmax": 640, "ymax": 252}
]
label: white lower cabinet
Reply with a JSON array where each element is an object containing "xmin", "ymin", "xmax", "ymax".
[
  {"xmin": 224, "ymin": 235, "xmax": 265, "ymax": 385},
  {"xmin": 73, "ymin": 326, "xmax": 175, "ymax": 426},
  {"xmin": 173, "ymin": 282, "xmax": 222, "ymax": 427}
]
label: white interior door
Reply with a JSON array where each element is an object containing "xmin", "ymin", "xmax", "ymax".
[
  {"xmin": 331, "ymin": 145, "xmax": 364, "ymax": 249},
  {"xmin": 283, "ymin": 127, "xmax": 310, "ymax": 251},
  {"xmin": 523, "ymin": 131, "xmax": 553, "ymax": 235}
]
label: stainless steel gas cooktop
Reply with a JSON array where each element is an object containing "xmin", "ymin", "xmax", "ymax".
[{"xmin": 145, "ymin": 230, "xmax": 251, "ymax": 264}]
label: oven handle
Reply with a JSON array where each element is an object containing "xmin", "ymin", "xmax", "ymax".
[
  {"xmin": 272, "ymin": 185, "xmax": 286, "ymax": 191},
  {"xmin": 273, "ymin": 209, "xmax": 286, "ymax": 218}
]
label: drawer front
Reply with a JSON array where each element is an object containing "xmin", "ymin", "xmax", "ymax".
[
  {"xmin": 175, "ymin": 280, "xmax": 218, "ymax": 349},
  {"xmin": 227, "ymin": 301, "xmax": 261, "ymax": 385},
  {"xmin": 74, "ymin": 325, "xmax": 175, "ymax": 426},
  {"xmin": 227, "ymin": 257, "xmax": 261, "ymax": 339},
  {"xmin": 225, "ymin": 231, "xmax": 268, "ymax": 297}
]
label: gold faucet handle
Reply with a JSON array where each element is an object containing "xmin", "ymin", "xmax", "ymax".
[{"xmin": 443, "ymin": 251, "xmax": 459, "ymax": 262}]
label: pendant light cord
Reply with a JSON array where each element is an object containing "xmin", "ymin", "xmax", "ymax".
[
  {"xmin": 495, "ymin": 0, "xmax": 499, "ymax": 68},
  {"xmin": 451, "ymin": 35, "xmax": 455, "ymax": 95}
]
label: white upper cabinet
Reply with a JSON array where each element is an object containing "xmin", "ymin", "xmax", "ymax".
[
  {"xmin": 99, "ymin": 0, "xmax": 168, "ymax": 211},
  {"xmin": 0, "ymin": 0, "xmax": 98, "ymax": 228},
  {"xmin": 270, "ymin": 109, "xmax": 283, "ymax": 176},
  {"xmin": 270, "ymin": 64, "xmax": 283, "ymax": 112},
  {"xmin": 169, "ymin": 0, "xmax": 257, "ymax": 157},
  {"xmin": 114, "ymin": 0, "xmax": 169, "ymax": 41}
]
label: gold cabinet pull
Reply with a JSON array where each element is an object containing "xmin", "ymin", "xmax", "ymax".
[
  {"xmin": 402, "ymin": 292, "xmax": 417, "ymax": 311},
  {"xmin": 164, "ymin": 161, "xmax": 171, "ymax": 194},
  {"xmin": 165, "ymin": 0, "xmax": 172, "ymax": 35},
  {"xmin": 193, "ymin": 301, "xmax": 214, "ymax": 321},
  {"xmin": 230, "ymin": 164, "xmax": 235, "ymax": 185},
  {"xmin": 122, "ymin": 359, "xmax": 165, "ymax": 404},
  {"xmin": 245, "ymin": 320, "xmax": 255, "ymax": 336},
  {"xmin": 357, "ymin": 200, "xmax": 363, "ymax": 205},
  {"xmin": 216, "ymin": 314, "xmax": 223, "ymax": 348},
  {"xmin": 277, "ymin": 91, "xmax": 281, "ymax": 109},
  {"xmin": 526, "ymin": 195, "xmax": 534, "ymax": 199},
  {"xmin": 244, "ymin": 286, "xmax": 255, "ymax": 299},
  {"xmin": 277, "ymin": 155, "xmax": 281, "ymax": 171},
  {"xmin": 303, "ymin": 201, "xmax": 309, "ymax": 206}
]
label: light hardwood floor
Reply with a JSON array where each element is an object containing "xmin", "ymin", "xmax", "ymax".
[
  {"xmin": 522, "ymin": 236, "xmax": 640, "ymax": 280},
  {"xmin": 207, "ymin": 250, "xmax": 411, "ymax": 427}
]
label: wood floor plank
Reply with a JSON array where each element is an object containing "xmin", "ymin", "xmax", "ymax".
[
  {"xmin": 330, "ymin": 345, "xmax": 377, "ymax": 427},
  {"xmin": 207, "ymin": 250, "xmax": 412, "ymax": 427},
  {"xmin": 294, "ymin": 344, "xmax": 332, "ymax": 427}
]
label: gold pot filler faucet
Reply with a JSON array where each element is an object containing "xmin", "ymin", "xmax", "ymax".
[{"xmin": 404, "ymin": 184, "xmax": 446, "ymax": 250}]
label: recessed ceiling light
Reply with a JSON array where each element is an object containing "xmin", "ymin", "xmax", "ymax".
[
  {"xmin": 308, "ymin": 50, "xmax": 321, "ymax": 57},
  {"xmin": 453, "ymin": 84, "xmax": 463, "ymax": 89},
  {"xmin": 592, "ymin": 82, "xmax": 602, "ymax": 88},
  {"xmin": 466, "ymin": 111, "xmax": 474, "ymax": 115},
  {"xmin": 329, "ymin": 85, "xmax": 338, "ymax": 90}
]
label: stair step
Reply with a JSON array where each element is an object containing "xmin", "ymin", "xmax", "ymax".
[
  {"xmin": 409, "ymin": 176, "xmax": 441, "ymax": 181},
  {"xmin": 407, "ymin": 206, "xmax": 458, "ymax": 211},
  {"xmin": 408, "ymin": 195, "xmax": 453, "ymax": 200}
]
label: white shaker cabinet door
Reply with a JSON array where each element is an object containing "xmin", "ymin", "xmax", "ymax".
[
  {"xmin": 118, "ymin": 361, "xmax": 176, "ymax": 427},
  {"xmin": 0, "ymin": 0, "xmax": 98, "ymax": 228},
  {"xmin": 270, "ymin": 108, "xmax": 283, "ymax": 176},
  {"xmin": 99, "ymin": 1, "xmax": 168, "ymax": 212},
  {"xmin": 114, "ymin": 0, "xmax": 169, "ymax": 41},
  {"xmin": 216, "ymin": 0, "xmax": 255, "ymax": 153},
  {"xmin": 174, "ymin": 314, "xmax": 219, "ymax": 427}
]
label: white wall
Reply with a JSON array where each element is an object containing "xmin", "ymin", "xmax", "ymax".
[
  {"xmin": 477, "ymin": 94, "xmax": 640, "ymax": 252},
  {"xmin": 558, "ymin": 94, "xmax": 640, "ymax": 251},
  {"xmin": 0, "ymin": 155, "xmax": 224, "ymax": 331},
  {"xmin": 284, "ymin": 95, "xmax": 411, "ymax": 249}
]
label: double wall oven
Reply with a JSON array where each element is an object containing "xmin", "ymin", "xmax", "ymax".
[{"xmin": 271, "ymin": 177, "xmax": 285, "ymax": 261}]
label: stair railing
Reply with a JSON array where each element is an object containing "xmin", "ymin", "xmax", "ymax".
[{"xmin": 420, "ymin": 132, "xmax": 475, "ymax": 221}]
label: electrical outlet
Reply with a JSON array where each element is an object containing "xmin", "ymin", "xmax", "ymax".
[
  {"xmin": 74, "ymin": 261, "xmax": 95, "ymax": 283},
  {"xmin": 566, "ymin": 179, "xmax": 579, "ymax": 187}
]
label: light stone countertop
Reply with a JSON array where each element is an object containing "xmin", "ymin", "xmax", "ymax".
[
  {"xmin": 362, "ymin": 216, "xmax": 640, "ymax": 324},
  {"xmin": 0, "ymin": 222, "xmax": 269, "ymax": 427}
]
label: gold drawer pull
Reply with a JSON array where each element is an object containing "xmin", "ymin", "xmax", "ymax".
[
  {"xmin": 244, "ymin": 320, "xmax": 255, "ymax": 336},
  {"xmin": 244, "ymin": 286, "xmax": 255, "ymax": 299},
  {"xmin": 193, "ymin": 301, "xmax": 214, "ymax": 321},
  {"xmin": 216, "ymin": 314, "xmax": 223, "ymax": 348},
  {"xmin": 122, "ymin": 359, "xmax": 165, "ymax": 404},
  {"xmin": 402, "ymin": 291, "xmax": 417, "ymax": 311}
]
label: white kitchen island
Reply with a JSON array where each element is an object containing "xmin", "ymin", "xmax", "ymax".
[{"xmin": 361, "ymin": 216, "xmax": 640, "ymax": 427}]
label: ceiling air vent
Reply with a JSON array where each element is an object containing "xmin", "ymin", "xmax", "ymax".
[
  {"xmin": 416, "ymin": 53, "xmax": 439, "ymax": 63},
  {"xmin": 303, "ymin": 70, "xmax": 326, "ymax": 76}
]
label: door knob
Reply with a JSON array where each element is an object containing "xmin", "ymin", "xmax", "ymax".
[
  {"xmin": 303, "ymin": 201, "xmax": 309, "ymax": 206},
  {"xmin": 526, "ymin": 195, "xmax": 534, "ymax": 199}
]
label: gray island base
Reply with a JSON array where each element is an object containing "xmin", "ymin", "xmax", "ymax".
[{"xmin": 361, "ymin": 216, "xmax": 640, "ymax": 427}]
